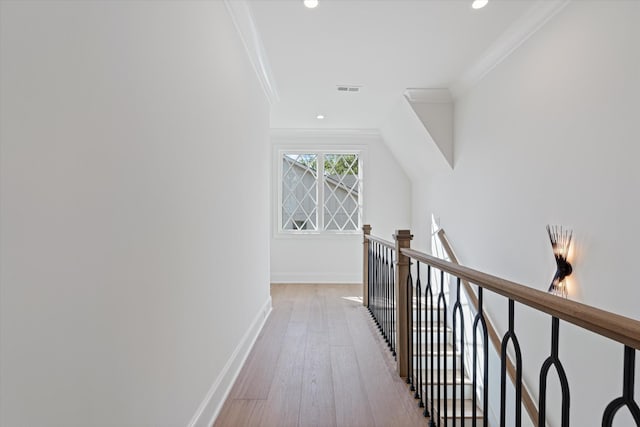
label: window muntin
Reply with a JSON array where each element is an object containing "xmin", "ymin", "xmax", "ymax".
[
  {"xmin": 281, "ymin": 154, "xmax": 318, "ymax": 231},
  {"xmin": 280, "ymin": 151, "xmax": 361, "ymax": 233},
  {"xmin": 323, "ymin": 154, "xmax": 359, "ymax": 231}
]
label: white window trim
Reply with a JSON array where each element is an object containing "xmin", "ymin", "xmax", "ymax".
[{"xmin": 274, "ymin": 144, "xmax": 366, "ymax": 238}]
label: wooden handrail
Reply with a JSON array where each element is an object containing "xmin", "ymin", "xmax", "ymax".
[
  {"xmin": 437, "ymin": 229, "xmax": 538, "ymax": 426},
  {"xmin": 401, "ymin": 246, "xmax": 640, "ymax": 350},
  {"xmin": 365, "ymin": 234, "xmax": 395, "ymax": 250}
]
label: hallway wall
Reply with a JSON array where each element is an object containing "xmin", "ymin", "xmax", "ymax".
[
  {"xmin": 412, "ymin": 2, "xmax": 640, "ymax": 426},
  {"xmin": 0, "ymin": 2, "xmax": 270, "ymax": 426},
  {"xmin": 270, "ymin": 131, "xmax": 411, "ymax": 283}
]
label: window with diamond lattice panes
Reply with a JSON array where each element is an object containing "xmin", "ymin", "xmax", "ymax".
[
  {"xmin": 323, "ymin": 154, "xmax": 359, "ymax": 231},
  {"xmin": 280, "ymin": 152, "xmax": 361, "ymax": 233},
  {"xmin": 281, "ymin": 154, "xmax": 318, "ymax": 231}
]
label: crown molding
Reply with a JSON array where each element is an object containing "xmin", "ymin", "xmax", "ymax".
[
  {"xmin": 224, "ymin": 0, "xmax": 279, "ymax": 105},
  {"xmin": 404, "ymin": 88, "xmax": 452, "ymax": 104},
  {"xmin": 270, "ymin": 128, "xmax": 381, "ymax": 139},
  {"xmin": 450, "ymin": 0, "xmax": 570, "ymax": 99}
]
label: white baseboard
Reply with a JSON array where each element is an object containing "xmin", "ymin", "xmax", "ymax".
[
  {"xmin": 271, "ymin": 282, "xmax": 361, "ymax": 286},
  {"xmin": 187, "ymin": 296, "xmax": 272, "ymax": 427},
  {"xmin": 270, "ymin": 271, "xmax": 361, "ymax": 283}
]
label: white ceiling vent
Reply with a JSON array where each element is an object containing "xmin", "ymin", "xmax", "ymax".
[{"xmin": 337, "ymin": 85, "xmax": 362, "ymax": 93}]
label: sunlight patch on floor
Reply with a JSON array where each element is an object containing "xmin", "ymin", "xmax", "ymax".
[{"xmin": 341, "ymin": 296, "xmax": 363, "ymax": 303}]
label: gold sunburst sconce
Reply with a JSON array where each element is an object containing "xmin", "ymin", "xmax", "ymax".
[{"xmin": 546, "ymin": 225, "xmax": 573, "ymax": 298}]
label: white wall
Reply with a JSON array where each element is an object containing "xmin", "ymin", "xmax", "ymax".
[
  {"xmin": 413, "ymin": 2, "xmax": 640, "ymax": 426},
  {"xmin": 271, "ymin": 130, "xmax": 411, "ymax": 283},
  {"xmin": 0, "ymin": 2, "xmax": 271, "ymax": 426}
]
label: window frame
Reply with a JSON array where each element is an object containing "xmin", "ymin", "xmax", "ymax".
[{"xmin": 275, "ymin": 146, "xmax": 364, "ymax": 236}]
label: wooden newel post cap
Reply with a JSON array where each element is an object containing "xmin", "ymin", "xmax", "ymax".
[
  {"xmin": 363, "ymin": 225, "xmax": 372, "ymax": 243},
  {"xmin": 393, "ymin": 229, "xmax": 413, "ymax": 245}
]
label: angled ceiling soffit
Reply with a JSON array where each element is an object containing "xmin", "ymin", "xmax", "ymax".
[
  {"xmin": 404, "ymin": 88, "xmax": 454, "ymax": 170},
  {"xmin": 380, "ymin": 96, "xmax": 453, "ymax": 184}
]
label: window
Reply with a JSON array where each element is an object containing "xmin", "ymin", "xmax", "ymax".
[{"xmin": 280, "ymin": 151, "xmax": 362, "ymax": 233}]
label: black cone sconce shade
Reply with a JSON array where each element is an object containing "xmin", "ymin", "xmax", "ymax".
[{"xmin": 546, "ymin": 225, "xmax": 573, "ymax": 298}]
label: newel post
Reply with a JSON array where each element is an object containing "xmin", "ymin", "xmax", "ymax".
[
  {"xmin": 362, "ymin": 224, "xmax": 372, "ymax": 307},
  {"xmin": 394, "ymin": 229, "xmax": 413, "ymax": 378}
]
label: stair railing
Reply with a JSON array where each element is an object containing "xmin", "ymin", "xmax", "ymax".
[
  {"xmin": 362, "ymin": 224, "xmax": 640, "ymax": 427},
  {"xmin": 437, "ymin": 228, "xmax": 538, "ymax": 426},
  {"xmin": 363, "ymin": 225, "xmax": 398, "ymax": 359}
]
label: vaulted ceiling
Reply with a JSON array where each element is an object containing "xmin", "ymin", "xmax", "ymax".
[{"xmin": 250, "ymin": 0, "xmax": 538, "ymax": 130}]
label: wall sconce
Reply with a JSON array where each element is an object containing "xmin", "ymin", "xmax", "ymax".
[{"xmin": 546, "ymin": 225, "xmax": 573, "ymax": 298}]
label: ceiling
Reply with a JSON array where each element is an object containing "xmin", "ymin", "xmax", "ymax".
[{"xmin": 250, "ymin": 0, "xmax": 538, "ymax": 129}]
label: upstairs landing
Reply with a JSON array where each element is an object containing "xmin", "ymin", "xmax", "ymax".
[{"xmin": 214, "ymin": 284, "xmax": 428, "ymax": 427}]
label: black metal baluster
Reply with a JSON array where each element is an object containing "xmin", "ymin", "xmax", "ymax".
[
  {"xmin": 436, "ymin": 269, "xmax": 442, "ymax": 427},
  {"xmin": 408, "ymin": 265, "xmax": 414, "ymax": 389},
  {"xmin": 422, "ymin": 263, "xmax": 430, "ymax": 415},
  {"xmin": 436, "ymin": 269, "xmax": 448, "ymax": 426},
  {"xmin": 472, "ymin": 287, "xmax": 489, "ymax": 427},
  {"xmin": 367, "ymin": 242, "xmax": 372, "ymax": 312},
  {"xmin": 602, "ymin": 346, "xmax": 640, "ymax": 426},
  {"xmin": 373, "ymin": 243, "xmax": 379, "ymax": 326},
  {"xmin": 376, "ymin": 243, "xmax": 382, "ymax": 331},
  {"xmin": 384, "ymin": 247, "xmax": 389, "ymax": 345},
  {"xmin": 370, "ymin": 242, "xmax": 374, "ymax": 319},
  {"xmin": 378, "ymin": 243, "xmax": 382, "ymax": 329},
  {"xmin": 500, "ymin": 299, "xmax": 522, "ymax": 427},
  {"xmin": 379, "ymin": 243, "xmax": 383, "ymax": 332},
  {"xmin": 538, "ymin": 317, "xmax": 570, "ymax": 427},
  {"xmin": 387, "ymin": 247, "xmax": 392, "ymax": 350},
  {"xmin": 383, "ymin": 246, "xmax": 387, "ymax": 340},
  {"xmin": 387, "ymin": 249, "xmax": 395, "ymax": 353},
  {"xmin": 452, "ymin": 278, "xmax": 465, "ymax": 426},
  {"xmin": 373, "ymin": 243, "xmax": 377, "ymax": 325},
  {"xmin": 416, "ymin": 262, "xmax": 424, "ymax": 406},
  {"xmin": 388, "ymin": 248, "xmax": 393, "ymax": 351},
  {"xmin": 377, "ymin": 243, "xmax": 380, "ymax": 325},
  {"xmin": 372, "ymin": 243, "xmax": 376, "ymax": 323},
  {"xmin": 426, "ymin": 265, "xmax": 435, "ymax": 424},
  {"xmin": 391, "ymin": 250, "xmax": 396, "ymax": 357},
  {"xmin": 452, "ymin": 278, "xmax": 458, "ymax": 427}
]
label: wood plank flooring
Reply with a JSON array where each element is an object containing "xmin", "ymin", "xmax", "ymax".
[{"xmin": 214, "ymin": 284, "xmax": 429, "ymax": 427}]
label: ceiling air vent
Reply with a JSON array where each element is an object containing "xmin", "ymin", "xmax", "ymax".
[{"xmin": 337, "ymin": 85, "xmax": 362, "ymax": 93}]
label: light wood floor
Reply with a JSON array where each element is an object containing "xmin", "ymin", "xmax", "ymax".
[{"xmin": 214, "ymin": 284, "xmax": 429, "ymax": 427}]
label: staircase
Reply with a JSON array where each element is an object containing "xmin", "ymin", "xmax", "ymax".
[
  {"xmin": 365, "ymin": 224, "xmax": 640, "ymax": 427},
  {"xmin": 410, "ymin": 298, "xmax": 484, "ymax": 426}
]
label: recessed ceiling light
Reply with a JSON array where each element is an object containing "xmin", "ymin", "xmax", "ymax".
[
  {"xmin": 316, "ymin": 114, "xmax": 325, "ymax": 120},
  {"xmin": 472, "ymin": 0, "xmax": 488, "ymax": 9},
  {"xmin": 304, "ymin": 0, "xmax": 318, "ymax": 9},
  {"xmin": 337, "ymin": 85, "xmax": 362, "ymax": 93}
]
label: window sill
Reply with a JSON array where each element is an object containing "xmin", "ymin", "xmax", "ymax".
[{"xmin": 272, "ymin": 231, "xmax": 363, "ymax": 241}]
